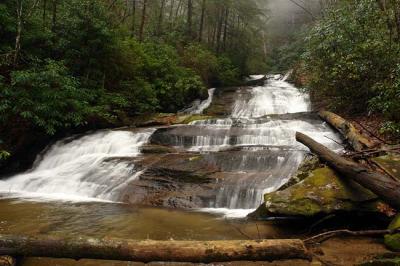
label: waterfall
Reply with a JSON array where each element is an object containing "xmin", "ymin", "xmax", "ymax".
[
  {"xmin": 0, "ymin": 75, "xmax": 342, "ymax": 217},
  {"xmin": 179, "ymin": 88, "xmax": 216, "ymax": 115},
  {"xmin": 153, "ymin": 76, "xmax": 342, "ymax": 214},
  {"xmin": 0, "ymin": 129, "xmax": 154, "ymax": 201}
]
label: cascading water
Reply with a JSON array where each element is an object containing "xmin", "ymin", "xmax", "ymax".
[
  {"xmin": 0, "ymin": 129, "xmax": 154, "ymax": 201},
  {"xmin": 152, "ymin": 75, "xmax": 342, "ymax": 215},
  {"xmin": 179, "ymin": 88, "xmax": 216, "ymax": 115}
]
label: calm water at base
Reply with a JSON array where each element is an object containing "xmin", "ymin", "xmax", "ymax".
[
  {"xmin": 0, "ymin": 199, "xmax": 301, "ymax": 240},
  {"xmin": 0, "ymin": 198, "xmax": 304, "ymax": 266}
]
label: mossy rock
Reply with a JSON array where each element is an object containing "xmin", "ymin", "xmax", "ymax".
[
  {"xmin": 262, "ymin": 167, "xmax": 378, "ymax": 217},
  {"xmin": 384, "ymin": 214, "xmax": 400, "ymax": 251},
  {"xmin": 279, "ymin": 154, "xmax": 321, "ymax": 190}
]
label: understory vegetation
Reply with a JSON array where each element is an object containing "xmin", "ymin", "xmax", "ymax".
[
  {"xmin": 0, "ymin": 0, "xmax": 268, "ymax": 167},
  {"xmin": 270, "ymin": 0, "xmax": 400, "ymax": 137}
]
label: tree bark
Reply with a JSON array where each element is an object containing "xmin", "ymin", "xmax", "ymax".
[
  {"xmin": 0, "ymin": 235, "xmax": 310, "ymax": 263},
  {"xmin": 198, "ymin": 0, "xmax": 206, "ymax": 42},
  {"xmin": 157, "ymin": 0, "xmax": 166, "ymax": 36},
  {"xmin": 139, "ymin": 0, "xmax": 147, "ymax": 41},
  {"xmin": 296, "ymin": 132, "xmax": 400, "ymax": 210},
  {"xmin": 131, "ymin": 0, "xmax": 136, "ymax": 36},
  {"xmin": 187, "ymin": 0, "xmax": 193, "ymax": 38},
  {"xmin": 222, "ymin": 7, "xmax": 229, "ymax": 51},
  {"xmin": 318, "ymin": 111, "xmax": 376, "ymax": 151},
  {"xmin": 13, "ymin": 0, "xmax": 23, "ymax": 66},
  {"xmin": 52, "ymin": 0, "xmax": 57, "ymax": 32}
]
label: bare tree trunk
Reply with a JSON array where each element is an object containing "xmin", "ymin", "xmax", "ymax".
[
  {"xmin": 43, "ymin": 0, "xmax": 47, "ymax": 25},
  {"xmin": 139, "ymin": 0, "xmax": 147, "ymax": 41},
  {"xmin": 157, "ymin": 0, "xmax": 166, "ymax": 36},
  {"xmin": 198, "ymin": 0, "xmax": 206, "ymax": 42},
  {"xmin": 131, "ymin": 0, "xmax": 136, "ymax": 36},
  {"xmin": 215, "ymin": 6, "xmax": 224, "ymax": 53},
  {"xmin": 0, "ymin": 234, "xmax": 310, "ymax": 263},
  {"xmin": 51, "ymin": 0, "xmax": 57, "ymax": 32},
  {"xmin": 13, "ymin": 0, "xmax": 23, "ymax": 66},
  {"xmin": 222, "ymin": 7, "xmax": 229, "ymax": 51},
  {"xmin": 296, "ymin": 132, "xmax": 400, "ymax": 210},
  {"xmin": 187, "ymin": 0, "xmax": 193, "ymax": 38}
]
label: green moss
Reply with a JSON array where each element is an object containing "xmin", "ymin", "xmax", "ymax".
[
  {"xmin": 179, "ymin": 114, "xmax": 215, "ymax": 124},
  {"xmin": 262, "ymin": 167, "xmax": 378, "ymax": 217},
  {"xmin": 385, "ymin": 234, "xmax": 400, "ymax": 251},
  {"xmin": 359, "ymin": 257, "xmax": 400, "ymax": 266}
]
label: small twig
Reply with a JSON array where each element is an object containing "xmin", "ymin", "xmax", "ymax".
[
  {"xmin": 368, "ymin": 159, "xmax": 399, "ymax": 182},
  {"xmin": 352, "ymin": 120, "xmax": 396, "ymax": 146},
  {"xmin": 324, "ymin": 135, "xmax": 345, "ymax": 147},
  {"xmin": 225, "ymin": 218, "xmax": 252, "ymax": 240},
  {"xmin": 304, "ymin": 228, "xmax": 400, "ymax": 245},
  {"xmin": 303, "ymin": 214, "xmax": 336, "ymax": 235},
  {"xmin": 255, "ymin": 221, "xmax": 261, "ymax": 240}
]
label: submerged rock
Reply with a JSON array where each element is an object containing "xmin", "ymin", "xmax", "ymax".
[{"xmin": 255, "ymin": 167, "xmax": 378, "ymax": 217}]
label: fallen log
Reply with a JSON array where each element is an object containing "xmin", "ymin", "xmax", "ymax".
[
  {"xmin": 296, "ymin": 132, "xmax": 400, "ymax": 210},
  {"xmin": 318, "ymin": 111, "xmax": 376, "ymax": 151},
  {"xmin": 0, "ymin": 234, "xmax": 310, "ymax": 263}
]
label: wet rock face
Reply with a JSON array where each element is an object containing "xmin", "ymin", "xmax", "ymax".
[
  {"xmin": 119, "ymin": 153, "xmax": 220, "ymax": 208},
  {"xmin": 259, "ymin": 167, "xmax": 378, "ymax": 217}
]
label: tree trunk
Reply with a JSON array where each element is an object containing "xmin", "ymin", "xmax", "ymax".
[
  {"xmin": 139, "ymin": 0, "xmax": 147, "ymax": 41},
  {"xmin": 157, "ymin": 0, "xmax": 166, "ymax": 36},
  {"xmin": 295, "ymin": 132, "xmax": 400, "ymax": 210},
  {"xmin": 51, "ymin": 0, "xmax": 57, "ymax": 32},
  {"xmin": 222, "ymin": 7, "xmax": 229, "ymax": 51},
  {"xmin": 131, "ymin": 0, "xmax": 136, "ymax": 36},
  {"xmin": 13, "ymin": 0, "xmax": 23, "ymax": 67},
  {"xmin": 0, "ymin": 235, "xmax": 310, "ymax": 263},
  {"xmin": 215, "ymin": 7, "xmax": 224, "ymax": 53},
  {"xmin": 198, "ymin": 0, "xmax": 206, "ymax": 42},
  {"xmin": 43, "ymin": 0, "xmax": 47, "ymax": 25},
  {"xmin": 318, "ymin": 111, "xmax": 376, "ymax": 151},
  {"xmin": 187, "ymin": 0, "xmax": 193, "ymax": 38}
]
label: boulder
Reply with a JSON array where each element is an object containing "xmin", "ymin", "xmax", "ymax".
[{"xmin": 258, "ymin": 167, "xmax": 378, "ymax": 217}]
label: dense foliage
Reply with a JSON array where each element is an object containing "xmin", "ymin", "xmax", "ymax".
[
  {"xmin": 0, "ymin": 0, "xmax": 268, "ymax": 163},
  {"xmin": 266, "ymin": 0, "xmax": 400, "ymax": 137},
  {"xmin": 302, "ymin": 0, "xmax": 400, "ymax": 135}
]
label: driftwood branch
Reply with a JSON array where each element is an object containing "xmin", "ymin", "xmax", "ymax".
[
  {"xmin": 304, "ymin": 228, "xmax": 400, "ymax": 245},
  {"xmin": 296, "ymin": 132, "xmax": 400, "ymax": 210},
  {"xmin": 0, "ymin": 234, "xmax": 311, "ymax": 262}
]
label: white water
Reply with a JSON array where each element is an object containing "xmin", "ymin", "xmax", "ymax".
[
  {"xmin": 232, "ymin": 80, "xmax": 310, "ymax": 118},
  {"xmin": 183, "ymin": 76, "xmax": 341, "ymax": 215},
  {"xmin": 0, "ymin": 129, "xmax": 154, "ymax": 201},
  {"xmin": 179, "ymin": 88, "xmax": 215, "ymax": 115}
]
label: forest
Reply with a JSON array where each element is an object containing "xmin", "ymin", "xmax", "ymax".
[{"xmin": 1, "ymin": 1, "xmax": 400, "ymax": 265}]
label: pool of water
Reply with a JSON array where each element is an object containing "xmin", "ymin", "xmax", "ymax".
[{"xmin": 0, "ymin": 198, "xmax": 302, "ymax": 241}]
